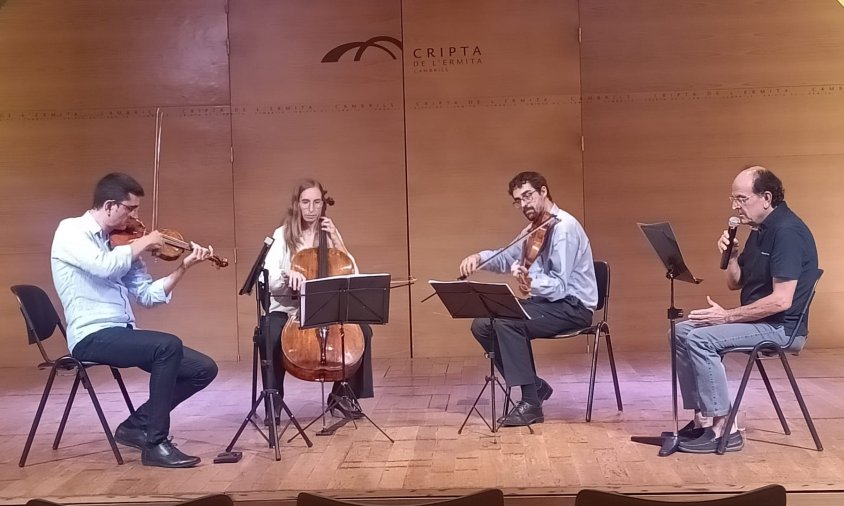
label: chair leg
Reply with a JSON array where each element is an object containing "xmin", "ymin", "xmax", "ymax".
[
  {"xmin": 53, "ymin": 374, "xmax": 82, "ymax": 449},
  {"xmin": 603, "ymin": 326, "xmax": 623, "ymax": 412},
  {"xmin": 585, "ymin": 330, "xmax": 601, "ymax": 422},
  {"xmin": 756, "ymin": 359, "xmax": 790, "ymax": 434},
  {"xmin": 778, "ymin": 351, "xmax": 823, "ymax": 451},
  {"xmin": 111, "ymin": 367, "xmax": 135, "ymax": 414},
  {"xmin": 718, "ymin": 351, "xmax": 757, "ymax": 455},
  {"xmin": 79, "ymin": 369, "xmax": 124, "ymax": 464},
  {"xmin": 19, "ymin": 366, "xmax": 59, "ymax": 467}
]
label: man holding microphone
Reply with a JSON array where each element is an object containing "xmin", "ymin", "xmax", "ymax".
[{"xmin": 672, "ymin": 166, "xmax": 819, "ymax": 453}]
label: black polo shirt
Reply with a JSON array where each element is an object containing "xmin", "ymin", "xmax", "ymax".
[{"xmin": 737, "ymin": 202, "xmax": 818, "ymax": 337}]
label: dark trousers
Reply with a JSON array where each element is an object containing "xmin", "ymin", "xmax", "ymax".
[
  {"xmin": 258, "ymin": 311, "xmax": 374, "ymax": 401},
  {"xmin": 72, "ymin": 326, "xmax": 218, "ymax": 445},
  {"xmin": 471, "ymin": 295, "xmax": 592, "ymax": 387}
]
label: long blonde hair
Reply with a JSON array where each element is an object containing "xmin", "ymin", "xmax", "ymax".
[{"xmin": 281, "ymin": 179, "xmax": 326, "ymax": 254}]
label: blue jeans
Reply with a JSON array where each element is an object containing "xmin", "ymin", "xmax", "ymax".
[
  {"xmin": 674, "ymin": 320, "xmax": 787, "ymax": 417},
  {"xmin": 72, "ymin": 326, "xmax": 218, "ymax": 445}
]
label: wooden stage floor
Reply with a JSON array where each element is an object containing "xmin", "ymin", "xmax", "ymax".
[{"xmin": 1, "ymin": 348, "xmax": 843, "ymax": 505}]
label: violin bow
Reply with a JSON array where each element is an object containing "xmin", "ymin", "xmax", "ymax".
[
  {"xmin": 151, "ymin": 108, "xmax": 163, "ymax": 231},
  {"xmin": 419, "ymin": 213, "xmax": 559, "ymax": 303}
]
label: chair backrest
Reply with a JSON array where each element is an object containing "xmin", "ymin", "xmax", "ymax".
[
  {"xmin": 575, "ymin": 484, "xmax": 785, "ymax": 506},
  {"xmin": 784, "ymin": 268, "xmax": 823, "ymax": 349},
  {"xmin": 176, "ymin": 494, "xmax": 235, "ymax": 506},
  {"xmin": 593, "ymin": 260, "xmax": 610, "ymax": 316},
  {"xmin": 10, "ymin": 284, "xmax": 66, "ymax": 345},
  {"xmin": 298, "ymin": 489, "xmax": 504, "ymax": 506},
  {"xmin": 28, "ymin": 495, "xmax": 235, "ymax": 506}
]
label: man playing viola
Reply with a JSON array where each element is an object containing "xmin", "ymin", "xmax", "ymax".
[{"xmin": 459, "ymin": 171, "xmax": 598, "ymax": 426}]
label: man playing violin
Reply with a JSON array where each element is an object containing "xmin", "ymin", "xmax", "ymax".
[
  {"xmin": 459, "ymin": 171, "xmax": 598, "ymax": 426},
  {"xmin": 50, "ymin": 172, "xmax": 218, "ymax": 468},
  {"xmin": 261, "ymin": 179, "xmax": 375, "ymax": 424}
]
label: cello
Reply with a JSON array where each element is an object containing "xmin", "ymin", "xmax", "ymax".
[{"xmin": 280, "ymin": 197, "xmax": 366, "ymax": 383}]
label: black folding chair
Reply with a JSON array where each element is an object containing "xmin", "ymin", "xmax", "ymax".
[
  {"xmin": 575, "ymin": 484, "xmax": 786, "ymax": 506},
  {"xmin": 11, "ymin": 284, "xmax": 135, "ymax": 466},
  {"xmin": 506, "ymin": 260, "xmax": 623, "ymax": 421},
  {"xmin": 716, "ymin": 269, "xmax": 824, "ymax": 455}
]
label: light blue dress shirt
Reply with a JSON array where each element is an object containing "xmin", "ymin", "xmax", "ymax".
[
  {"xmin": 478, "ymin": 205, "xmax": 598, "ymax": 310},
  {"xmin": 51, "ymin": 211, "xmax": 170, "ymax": 352}
]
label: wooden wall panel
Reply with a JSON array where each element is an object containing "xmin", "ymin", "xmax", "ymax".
[
  {"xmin": 0, "ymin": 0, "xmax": 233, "ymax": 366},
  {"xmin": 0, "ymin": 110, "xmax": 238, "ymax": 362},
  {"xmin": 581, "ymin": 0, "xmax": 844, "ymax": 93},
  {"xmin": 0, "ymin": 0, "xmax": 229, "ymax": 110},
  {"xmin": 228, "ymin": 0, "xmax": 409, "ymax": 358},
  {"xmin": 403, "ymin": 0, "xmax": 583, "ymax": 357},
  {"xmin": 581, "ymin": 0, "xmax": 844, "ymax": 351}
]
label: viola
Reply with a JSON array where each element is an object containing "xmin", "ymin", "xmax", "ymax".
[
  {"xmin": 516, "ymin": 210, "xmax": 556, "ymax": 296},
  {"xmin": 280, "ymin": 198, "xmax": 366, "ymax": 383},
  {"xmin": 109, "ymin": 216, "xmax": 229, "ymax": 268}
]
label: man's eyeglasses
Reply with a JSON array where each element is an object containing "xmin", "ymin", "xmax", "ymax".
[
  {"xmin": 113, "ymin": 202, "xmax": 139, "ymax": 212},
  {"xmin": 512, "ymin": 189, "xmax": 538, "ymax": 208},
  {"xmin": 728, "ymin": 194, "xmax": 756, "ymax": 205}
]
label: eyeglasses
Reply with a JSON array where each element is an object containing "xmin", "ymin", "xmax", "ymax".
[
  {"xmin": 113, "ymin": 202, "xmax": 139, "ymax": 212},
  {"xmin": 728, "ymin": 194, "xmax": 756, "ymax": 206},
  {"xmin": 512, "ymin": 189, "xmax": 538, "ymax": 208}
]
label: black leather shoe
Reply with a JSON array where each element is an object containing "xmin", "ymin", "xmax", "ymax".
[
  {"xmin": 501, "ymin": 401, "xmax": 544, "ymax": 427},
  {"xmin": 327, "ymin": 393, "xmax": 363, "ymax": 420},
  {"xmin": 678, "ymin": 428, "xmax": 744, "ymax": 454},
  {"xmin": 537, "ymin": 378, "xmax": 554, "ymax": 405},
  {"xmin": 114, "ymin": 423, "xmax": 146, "ymax": 450},
  {"xmin": 141, "ymin": 440, "xmax": 201, "ymax": 468},
  {"xmin": 661, "ymin": 420, "xmax": 706, "ymax": 440}
]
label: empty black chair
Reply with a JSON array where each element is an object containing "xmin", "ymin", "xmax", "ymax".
[
  {"xmin": 27, "ymin": 494, "xmax": 234, "ymax": 506},
  {"xmin": 575, "ymin": 484, "xmax": 786, "ymax": 506},
  {"xmin": 298, "ymin": 489, "xmax": 504, "ymax": 506},
  {"xmin": 11, "ymin": 284, "xmax": 135, "ymax": 466},
  {"xmin": 507, "ymin": 260, "xmax": 623, "ymax": 421},
  {"xmin": 716, "ymin": 269, "xmax": 824, "ymax": 455}
]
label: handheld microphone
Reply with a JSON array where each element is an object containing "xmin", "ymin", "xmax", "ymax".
[{"xmin": 720, "ymin": 216, "xmax": 741, "ymax": 270}]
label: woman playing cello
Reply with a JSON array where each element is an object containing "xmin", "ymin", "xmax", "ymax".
[{"xmin": 261, "ymin": 179, "xmax": 374, "ymax": 425}]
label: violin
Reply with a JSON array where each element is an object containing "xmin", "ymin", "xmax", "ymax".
[
  {"xmin": 109, "ymin": 216, "xmax": 229, "ymax": 268},
  {"xmin": 516, "ymin": 210, "xmax": 556, "ymax": 296},
  {"xmin": 280, "ymin": 197, "xmax": 366, "ymax": 383}
]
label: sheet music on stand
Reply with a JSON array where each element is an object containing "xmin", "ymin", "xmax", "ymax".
[
  {"xmin": 637, "ymin": 222, "xmax": 701, "ymax": 284},
  {"xmin": 428, "ymin": 280, "xmax": 531, "ymax": 321},
  {"xmin": 300, "ymin": 273, "xmax": 391, "ymax": 328},
  {"xmin": 428, "ymin": 279, "xmax": 531, "ymax": 433},
  {"xmin": 634, "ymin": 221, "xmax": 701, "ymax": 457}
]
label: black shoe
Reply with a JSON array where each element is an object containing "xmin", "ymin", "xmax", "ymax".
[
  {"xmin": 141, "ymin": 440, "xmax": 201, "ymax": 468},
  {"xmin": 114, "ymin": 423, "xmax": 146, "ymax": 450},
  {"xmin": 327, "ymin": 393, "xmax": 364, "ymax": 420},
  {"xmin": 501, "ymin": 401, "xmax": 544, "ymax": 427},
  {"xmin": 661, "ymin": 420, "xmax": 707, "ymax": 440},
  {"xmin": 537, "ymin": 378, "xmax": 554, "ymax": 405},
  {"xmin": 678, "ymin": 427, "xmax": 744, "ymax": 454}
]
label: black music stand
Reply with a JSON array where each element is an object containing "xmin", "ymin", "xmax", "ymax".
[
  {"xmin": 429, "ymin": 280, "xmax": 532, "ymax": 434},
  {"xmin": 216, "ymin": 237, "xmax": 312, "ymax": 463},
  {"xmin": 637, "ymin": 222, "xmax": 702, "ymax": 456},
  {"xmin": 291, "ymin": 273, "xmax": 394, "ymax": 442}
]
